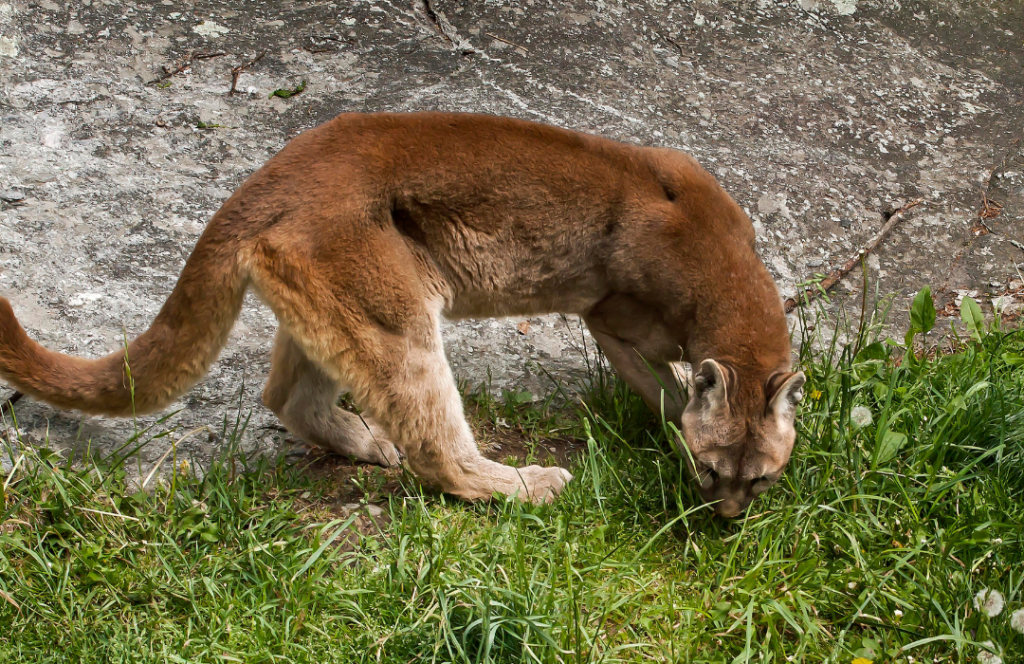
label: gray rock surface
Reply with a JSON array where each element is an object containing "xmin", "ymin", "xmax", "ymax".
[{"xmin": 0, "ymin": 0, "xmax": 1021, "ymax": 469}]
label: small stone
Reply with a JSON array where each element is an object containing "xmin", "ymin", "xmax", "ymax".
[
  {"xmin": 830, "ymin": 0, "xmax": 856, "ymax": 15},
  {"xmin": 992, "ymin": 296, "xmax": 1016, "ymax": 314},
  {"xmin": 365, "ymin": 504, "xmax": 383, "ymax": 518},
  {"xmin": 757, "ymin": 193, "xmax": 781, "ymax": 215},
  {"xmin": 0, "ymin": 189, "xmax": 25, "ymax": 203},
  {"xmin": 193, "ymin": 20, "xmax": 230, "ymax": 37}
]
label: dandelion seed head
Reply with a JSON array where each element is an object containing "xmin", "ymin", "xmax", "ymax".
[
  {"xmin": 1011, "ymin": 608, "xmax": 1024, "ymax": 634},
  {"xmin": 974, "ymin": 589, "xmax": 1005, "ymax": 617},
  {"xmin": 850, "ymin": 405, "xmax": 873, "ymax": 428},
  {"xmin": 977, "ymin": 641, "xmax": 1002, "ymax": 664}
]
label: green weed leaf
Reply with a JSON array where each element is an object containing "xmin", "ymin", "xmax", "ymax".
[
  {"xmin": 963, "ymin": 380, "xmax": 991, "ymax": 400},
  {"xmin": 1002, "ymin": 352, "xmax": 1024, "ymax": 366},
  {"xmin": 960, "ymin": 296, "xmax": 984, "ymax": 341},
  {"xmin": 854, "ymin": 342, "xmax": 887, "ymax": 364},
  {"xmin": 270, "ymin": 80, "xmax": 306, "ymax": 99},
  {"xmin": 875, "ymin": 429, "xmax": 907, "ymax": 466},
  {"xmin": 910, "ymin": 286, "xmax": 936, "ymax": 335},
  {"xmin": 854, "ymin": 341, "xmax": 888, "ymax": 382}
]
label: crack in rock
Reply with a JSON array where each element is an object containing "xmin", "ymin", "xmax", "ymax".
[{"xmin": 417, "ymin": 0, "xmax": 475, "ymax": 54}]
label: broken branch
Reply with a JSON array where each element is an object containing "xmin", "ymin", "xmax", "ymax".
[
  {"xmin": 784, "ymin": 199, "xmax": 923, "ymax": 313},
  {"xmin": 229, "ymin": 51, "xmax": 266, "ymax": 95},
  {"xmin": 153, "ymin": 50, "xmax": 225, "ymax": 84},
  {"xmin": 485, "ymin": 33, "xmax": 528, "ymax": 53}
]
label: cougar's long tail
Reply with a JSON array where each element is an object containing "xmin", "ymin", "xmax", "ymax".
[{"xmin": 0, "ymin": 215, "xmax": 249, "ymax": 416}]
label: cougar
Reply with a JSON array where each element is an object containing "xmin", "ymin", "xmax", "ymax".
[{"xmin": 0, "ymin": 112, "xmax": 804, "ymax": 517}]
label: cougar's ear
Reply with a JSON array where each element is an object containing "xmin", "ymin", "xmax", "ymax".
[
  {"xmin": 766, "ymin": 371, "xmax": 806, "ymax": 420},
  {"xmin": 695, "ymin": 359, "xmax": 730, "ymax": 415}
]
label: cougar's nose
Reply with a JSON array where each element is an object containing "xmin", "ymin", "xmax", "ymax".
[{"xmin": 714, "ymin": 497, "xmax": 744, "ymax": 518}]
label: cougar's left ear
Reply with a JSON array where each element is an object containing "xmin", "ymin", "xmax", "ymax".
[
  {"xmin": 766, "ymin": 371, "xmax": 806, "ymax": 420},
  {"xmin": 694, "ymin": 359, "xmax": 731, "ymax": 416}
]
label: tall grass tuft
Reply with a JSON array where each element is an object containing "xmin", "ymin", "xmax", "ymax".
[{"xmin": 0, "ymin": 288, "xmax": 1022, "ymax": 663}]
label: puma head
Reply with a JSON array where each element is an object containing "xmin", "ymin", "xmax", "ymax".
[{"xmin": 678, "ymin": 359, "xmax": 806, "ymax": 518}]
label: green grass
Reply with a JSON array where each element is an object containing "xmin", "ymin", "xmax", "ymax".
[{"xmin": 1, "ymin": 293, "xmax": 1023, "ymax": 663}]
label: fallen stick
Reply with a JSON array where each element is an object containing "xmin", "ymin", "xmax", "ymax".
[
  {"xmin": 229, "ymin": 51, "xmax": 267, "ymax": 95},
  {"xmin": 784, "ymin": 199, "xmax": 923, "ymax": 313},
  {"xmin": 485, "ymin": 33, "xmax": 528, "ymax": 52},
  {"xmin": 153, "ymin": 50, "xmax": 225, "ymax": 84}
]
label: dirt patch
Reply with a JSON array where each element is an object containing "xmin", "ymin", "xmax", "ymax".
[
  {"xmin": 280, "ymin": 413, "xmax": 585, "ymax": 523},
  {"xmin": 475, "ymin": 420, "xmax": 584, "ymax": 469}
]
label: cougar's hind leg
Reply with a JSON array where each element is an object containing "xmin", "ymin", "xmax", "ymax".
[
  {"xmin": 333, "ymin": 297, "xmax": 572, "ymax": 504},
  {"xmin": 263, "ymin": 330, "xmax": 400, "ymax": 466},
  {"xmin": 248, "ymin": 223, "xmax": 571, "ymax": 503}
]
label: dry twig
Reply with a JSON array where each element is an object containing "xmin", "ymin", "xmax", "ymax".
[
  {"xmin": 979, "ymin": 193, "xmax": 1004, "ymax": 220},
  {"xmin": 784, "ymin": 199, "xmax": 923, "ymax": 313},
  {"xmin": 229, "ymin": 51, "xmax": 267, "ymax": 95},
  {"xmin": 485, "ymin": 33, "xmax": 528, "ymax": 53},
  {"xmin": 0, "ymin": 588, "xmax": 19, "ymax": 612},
  {"xmin": 153, "ymin": 50, "xmax": 225, "ymax": 83},
  {"xmin": 305, "ymin": 34, "xmax": 353, "ymax": 54}
]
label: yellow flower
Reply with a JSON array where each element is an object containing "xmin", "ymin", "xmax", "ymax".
[
  {"xmin": 852, "ymin": 659, "xmax": 873, "ymax": 664},
  {"xmin": 811, "ymin": 389, "xmax": 823, "ymax": 400}
]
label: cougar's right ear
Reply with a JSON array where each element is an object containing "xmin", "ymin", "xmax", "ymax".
[
  {"xmin": 766, "ymin": 371, "xmax": 806, "ymax": 421},
  {"xmin": 694, "ymin": 359, "xmax": 730, "ymax": 416}
]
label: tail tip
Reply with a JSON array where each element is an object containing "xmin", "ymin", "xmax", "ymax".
[{"xmin": 0, "ymin": 296, "xmax": 28, "ymax": 351}]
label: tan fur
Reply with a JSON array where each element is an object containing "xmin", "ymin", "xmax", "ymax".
[{"xmin": 0, "ymin": 112, "xmax": 803, "ymax": 512}]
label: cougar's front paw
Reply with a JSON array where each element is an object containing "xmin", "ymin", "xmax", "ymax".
[
  {"xmin": 448, "ymin": 461, "xmax": 573, "ymax": 503},
  {"xmin": 361, "ymin": 419, "xmax": 402, "ymax": 466},
  {"xmin": 515, "ymin": 465, "xmax": 573, "ymax": 505},
  {"xmin": 365, "ymin": 438, "xmax": 401, "ymax": 467}
]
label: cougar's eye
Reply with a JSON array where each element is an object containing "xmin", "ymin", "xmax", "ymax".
[{"xmin": 700, "ymin": 466, "xmax": 719, "ymax": 488}]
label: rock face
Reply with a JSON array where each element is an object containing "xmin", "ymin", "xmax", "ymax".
[{"xmin": 0, "ymin": 0, "xmax": 1021, "ymax": 468}]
